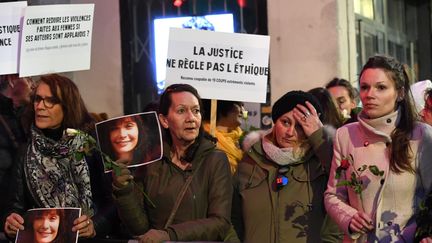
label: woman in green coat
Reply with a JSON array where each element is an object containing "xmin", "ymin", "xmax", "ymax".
[
  {"xmin": 232, "ymin": 90, "xmax": 339, "ymax": 243},
  {"xmin": 112, "ymin": 84, "xmax": 234, "ymax": 243}
]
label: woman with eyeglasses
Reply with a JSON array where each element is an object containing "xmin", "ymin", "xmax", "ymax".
[
  {"xmin": 3, "ymin": 74, "xmax": 114, "ymax": 241},
  {"xmin": 231, "ymin": 90, "xmax": 337, "ymax": 243}
]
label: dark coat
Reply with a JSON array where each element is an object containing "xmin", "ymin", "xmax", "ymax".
[
  {"xmin": 0, "ymin": 94, "xmax": 27, "ymax": 230},
  {"xmin": 113, "ymin": 137, "xmax": 233, "ymax": 241}
]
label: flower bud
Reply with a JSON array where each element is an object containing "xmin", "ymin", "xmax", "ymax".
[
  {"xmin": 66, "ymin": 128, "xmax": 79, "ymax": 136},
  {"xmin": 242, "ymin": 109, "xmax": 248, "ymax": 120},
  {"xmin": 341, "ymin": 109, "xmax": 351, "ymax": 119}
]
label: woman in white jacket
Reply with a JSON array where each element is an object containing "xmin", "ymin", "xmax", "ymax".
[{"xmin": 324, "ymin": 55, "xmax": 432, "ymax": 242}]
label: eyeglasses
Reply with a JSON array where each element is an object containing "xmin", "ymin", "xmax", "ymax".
[{"xmin": 33, "ymin": 95, "xmax": 61, "ymax": 108}]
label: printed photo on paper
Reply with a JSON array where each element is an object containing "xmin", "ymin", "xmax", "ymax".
[
  {"xmin": 15, "ymin": 207, "xmax": 80, "ymax": 243},
  {"xmin": 96, "ymin": 111, "xmax": 163, "ymax": 172}
]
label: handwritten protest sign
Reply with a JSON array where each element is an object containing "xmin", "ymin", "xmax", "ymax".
[
  {"xmin": 166, "ymin": 28, "xmax": 270, "ymax": 103},
  {"xmin": 0, "ymin": 1, "xmax": 26, "ymax": 75},
  {"xmin": 19, "ymin": 4, "xmax": 94, "ymax": 77}
]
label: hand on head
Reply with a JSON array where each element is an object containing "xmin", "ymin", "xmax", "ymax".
[
  {"xmin": 292, "ymin": 101, "xmax": 323, "ymax": 137},
  {"xmin": 420, "ymin": 237, "xmax": 432, "ymax": 243},
  {"xmin": 4, "ymin": 213, "xmax": 24, "ymax": 238},
  {"xmin": 72, "ymin": 214, "xmax": 95, "ymax": 238}
]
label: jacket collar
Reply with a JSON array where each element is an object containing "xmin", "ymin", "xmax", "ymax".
[
  {"xmin": 162, "ymin": 135, "xmax": 216, "ymax": 166},
  {"xmin": 357, "ymin": 109, "xmax": 400, "ymax": 143}
]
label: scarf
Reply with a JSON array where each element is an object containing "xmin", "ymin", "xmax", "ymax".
[
  {"xmin": 262, "ymin": 129, "xmax": 311, "ymax": 166},
  {"xmin": 25, "ymin": 126, "xmax": 93, "ymax": 216},
  {"xmin": 216, "ymin": 126, "xmax": 243, "ymax": 174},
  {"xmin": 203, "ymin": 123, "xmax": 243, "ymax": 174}
]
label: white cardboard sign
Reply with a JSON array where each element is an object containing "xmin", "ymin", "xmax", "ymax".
[
  {"xmin": 0, "ymin": 1, "xmax": 27, "ymax": 75},
  {"xmin": 166, "ymin": 28, "xmax": 270, "ymax": 103},
  {"xmin": 19, "ymin": 4, "xmax": 94, "ymax": 77}
]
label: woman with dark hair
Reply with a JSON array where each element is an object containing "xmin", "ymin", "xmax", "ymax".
[
  {"xmin": 308, "ymin": 87, "xmax": 344, "ymax": 129},
  {"xmin": 3, "ymin": 74, "xmax": 113, "ymax": 240},
  {"xmin": 326, "ymin": 77, "xmax": 360, "ymax": 123},
  {"xmin": 112, "ymin": 84, "xmax": 234, "ymax": 242},
  {"xmin": 325, "ymin": 55, "xmax": 432, "ymax": 242},
  {"xmin": 31, "ymin": 209, "xmax": 64, "ymax": 243},
  {"xmin": 17, "ymin": 208, "xmax": 79, "ymax": 243},
  {"xmin": 98, "ymin": 115, "xmax": 148, "ymax": 166},
  {"xmin": 16, "ymin": 209, "xmax": 64, "ymax": 243},
  {"xmin": 31, "ymin": 209, "xmax": 67, "ymax": 243}
]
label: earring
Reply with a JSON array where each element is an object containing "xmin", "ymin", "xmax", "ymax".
[{"xmin": 397, "ymin": 97, "xmax": 403, "ymax": 102}]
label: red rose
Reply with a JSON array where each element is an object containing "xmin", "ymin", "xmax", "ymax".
[{"xmin": 340, "ymin": 159, "xmax": 350, "ymax": 170}]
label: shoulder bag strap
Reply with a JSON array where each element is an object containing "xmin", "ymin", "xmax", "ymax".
[
  {"xmin": 0, "ymin": 114, "xmax": 19, "ymax": 149},
  {"xmin": 164, "ymin": 156, "xmax": 205, "ymax": 229}
]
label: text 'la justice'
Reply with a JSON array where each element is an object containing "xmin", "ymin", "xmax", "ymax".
[{"xmin": 193, "ymin": 46, "xmax": 243, "ymax": 59}]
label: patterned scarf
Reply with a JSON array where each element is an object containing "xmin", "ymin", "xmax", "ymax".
[{"xmin": 25, "ymin": 126, "xmax": 93, "ymax": 216}]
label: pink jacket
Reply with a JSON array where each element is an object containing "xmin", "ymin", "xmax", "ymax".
[{"xmin": 324, "ymin": 110, "xmax": 432, "ymax": 242}]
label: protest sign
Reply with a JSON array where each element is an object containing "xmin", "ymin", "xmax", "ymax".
[
  {"xmin": 166, "ymin": 28, "xmax": 270, "ymax": 103},
  {"xmin": 15, "ymin": 208, "xmax": 80, "ymax": 243},
  {"xmin": 19, "ymin": 4, "xmax": 94, "ymax": 77},
  {"xmin": 0, "ymin": 1, "xmax": 26, "ymax": 75},
  {"xmin": 95, "ymin": 111, "xmax": 163, "ymax": 172}
]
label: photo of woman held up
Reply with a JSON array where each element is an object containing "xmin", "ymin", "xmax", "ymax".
[
  {"xmin": 15, "ymin": 208, "xmax": 80, "ymax": 243},
  {"xmin": 96, "ymin": 111, "xmax": 163, "ymax": 171}
]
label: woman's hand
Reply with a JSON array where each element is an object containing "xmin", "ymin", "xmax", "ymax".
[
  {"xmin": 4, "ymin": 213, "xmax": 24, "ymax": 238},
  {"xmin": 420, "ymin": 237, "xmax": 432, "ymax": 243},
  {"xmin": 349, "ymin": 211, "xmax": 374, "ymax": 234},
  {"xmin": 138, "ymin": 229, "xmax": 170, "ymax": 243},
  {"xmin": 72, "ymin": 214, "xmax": 96, "ymax": 238},
  {"xmin": 112, "ymin": 159, "xmax": 134, "ymax": 189},
  {"xmin": 293, "ymin": 101, "xmax": 323, "ymax": 137}
]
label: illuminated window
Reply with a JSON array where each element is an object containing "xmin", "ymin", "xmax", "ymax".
[{"xmin": 354, "ymin": 0, "xmax": 374, "ymax": 19}]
